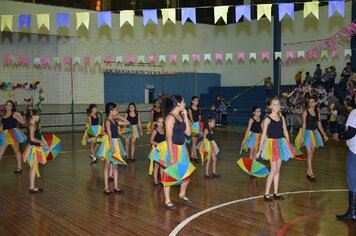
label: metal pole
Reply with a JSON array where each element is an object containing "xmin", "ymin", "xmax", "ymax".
[
  {"xmin": 273, "ymin": 0, "xmax": 282, "ymax": 97},
  {"xmin": 70, "ymin": 58, "xmax": 74, "ymax": 133}
]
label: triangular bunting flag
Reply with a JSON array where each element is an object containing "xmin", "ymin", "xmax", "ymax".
[
  {"xmin": 298, "ymin": 51, "xmax": 305, "ymax": 58},
  {"xmin": 182, "ymin": 8, "xmax": 196, "ymax": 24},
  {"xmin": 98, "ymin": 11, "xmax": 111, "ymax": 28},
  {"xmin": 138, "ymin": 55, "xmax": 145, "ymax": 63},
  {"xmin": 19, "ymin": 14, "xmax": 31, "ymax": 29},
  {"xmin": 329, "ymin": 0, "xmax": 345, "ymax": 18},
  {"xmin": 214, "ymin": 6, "xmax": 229, "ymax": 24},
  {"xmin": 37, "ymin": 14, "xmax": 50, "ymax": 30},
  {"xmin": 249, "ymin": 53, "xmax": 256, "ymax": 60},
  {"xmin": 321, "ymin": 50, "xmax": 328, "ymax": 58},
  {"xmin": 279, "ymin": 3, "xmax": 294, "ymax": 21},
  {"xmin": 304, "ymin": 2, "xmax": 319, "ymax": 19},
  {"xmin": 257, "ymin": 4, "xmax": 272, "ymax": 22},
  {"xmin": 193, "ymin": 54, "xmax": 201, "ymax": 62},
  {"xmin": 76, "ymin": 12, "xmax": 90, "ymax": 29},
  {"xmin": 56, "ymin": 12, "xmax": 70, "ymax": 29},
  {"xmin": 344, "ymin": 49, "xmax": 351, "ymax": 57},
  {"xmin": 143, "ymin": 10, "xmax": 158, "ymax": 26},
  {"xmin": 204, "ymin": 54, "xmax": 211, "ymax": 61},
  {"xmin": 235, "ymin": 5, "xmax": 251, "ymax": 22},
  {"xmin": 182, "ymin": 54, "xmax": 189, "ymax": 62},
  {"xmin": 237, "ymin": 52, "xmax": 245, "ymax": 60},
  {"xmin": 286, "ymin": 51, "xmax": 294, "ymax": 59},
  {"xmin": 120, "ymin": 10, "xmax": 134, "ymax": 27},
  {"xmin": 275, "ymin": 52, "xmax": 282, "ymax": 60},
  {"xmin": 1, "ymin": 15, "xmax": 13, "ymax": 32},
  {"xmin": 161, "ymin": 8, "xmax": 176, "ymax": 25},
  {"xmin": 159, "ymin": 55, "xmax": 166, "ymax": 62},
  {"xmin": 226, "ymin": 53, "xmax": 233, "ymax": 61}
]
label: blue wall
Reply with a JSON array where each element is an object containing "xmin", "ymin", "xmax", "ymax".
[{"xmin": 104, "ymin": 72, "xmax": 221, "ymax": 103}]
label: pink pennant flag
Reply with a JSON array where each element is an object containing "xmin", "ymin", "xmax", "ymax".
[
  {"xmin": 148, "ymin": 55, "xmax": 156, "ymax": 62},
  {"xmin": 170, "ymin": 54, "xmax": 177, "ymax": 62},
  {"xmin": 261, "ymin": 51, "xmax": 269, "ymax": 60},
  {"xmin": 3, "ymin": 54, "xmax": 12, "ymax": 65},
  {"xmin": 41, "ymin": 56, "xmax": 51, "ymax": 66},
  {"xmin": 83, "ymin": 56, "xmax": 91, "ymax": 63},
  {"xmin": 16, "ymin": 56, "xmax": 29, "ymax": 65},
  {"xmin": 237, "ymin": 52, "xmax": 245, "ymax": 60},
  {"xmin": 104, "ymin": 55, "xmax": 113, "ymax": 63},
  {"xmin": 215, "ymin": 52, "xmax": 223, "ymax": 61},
  {"xmin": 63, "ymin": 56, "xmax": 71, "ymax": 64},
  {"xmin": 286, "ymin": 51, "xmax": 294, "ymax": 59},
  {"xmin": 331, "ymin": 49, "xmax": 340, "ymax": 57},
  {"xmin": 192, "ymin": 54, "xmax": 200, "ymax": 62},
  {"xmin": 127, "ymin": 55, "xmax": 135, "ymax": 63}
]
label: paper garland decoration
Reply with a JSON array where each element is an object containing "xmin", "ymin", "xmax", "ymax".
[{"xmin": 161, "ymin": 8, "xmax": 176, "ymax": 25}]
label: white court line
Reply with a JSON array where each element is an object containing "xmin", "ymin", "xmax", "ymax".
[{"xmin": 169, "ymin": 189, "xmax": 348, "ymax": 236}]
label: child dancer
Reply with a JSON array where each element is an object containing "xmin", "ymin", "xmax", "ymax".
[
  {"xmin": 0, "ymin": 100, "xmax": 27, "ymax": 174},
  {"xmin": 241, "ymin": 106, "xmax": 262, "ymax": 159},
  {"xmin": 82, "ymin": 104, "xmax": 101, "ymax": 164},
  {"xmin": 147, "ymin": 99, "xmax": 163, "ymax": 134},
  {"xmin": 124, "ymin": 103, "xmax": 143, "ymax": 161},
  {"xmin": 22, "ymin": 109, "xmax": 46, "ymax": 193},
  {"xmin": 97, "ymin": 103, "xmax": 129, "ymax": 195},
  {"xmin": 256, "ymin": 97, "xmax": 295, "ymax": 201},
  {"xmin": 198, "ymin": 117, "xmax": 220, "ymax": 179},
  {"xmin": 188, "ymin": 96, "xmax": 201, "ymax": 162},
  {"xmin": 148, "ymin": 116, "xmax": 165, "ymax": 187},
  {"xmin": 295, "ymin": 97, "xmax": 328, "ymax": 182},
  {"xmin": 164, "ymin": 95, "xmax": 192, "ymax": 210}
]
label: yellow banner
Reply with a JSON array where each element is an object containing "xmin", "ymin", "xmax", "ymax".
[
  {"xmin": 37, "ymin": 14, "xmax": 50, "ymax": 30},
  {"xmin": 214, "ymin": 6, "xmax": 229, "ymax": 24},
  {"xmin": 161, "ymin": 8, "xmax": 176, "ymax": 25},
  {"xmin": 257, "ymin": 4, "xmax": 272, "ymax": 22},
  {"xmin": 304, "ymin": 2, "xmax": 319, "ymax": 19},
  {"xmin": 1, "ymin": 15, "xmax": 13, "ymax": 32},
  {"xmin": 120, "ymin": 10, "xmax": 134, "ymax": 27},
  {"xmin": 76, "ymin": 12, "xmax": 89, "ymax": 29}
]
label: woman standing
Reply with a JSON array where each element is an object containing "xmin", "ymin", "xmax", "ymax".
[
  {"xmin": 164, "ymin": 95, "xmax": 193, "ymax": 210},
  {"xmin": 188, "ymin": 96, "xmax": 201, "ymax": 162},
  {"xmin": 0, "ymin": 100, "xmax": 27, "ymax": 174}
]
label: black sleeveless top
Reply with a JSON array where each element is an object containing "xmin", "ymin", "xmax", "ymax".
[
  {"xmin": 90, "ymin": 115, "xmax": 99, "ymax": 125},
  {"xmin": 250, "ymin": 118, "xmax": 261, "ymax": 133},
  {"xmin": 266, "ymin": 116, "xmax": 284, "ymax": 139},
  {"xmin": 2, "ymin": 113, "xmax": 18, "ymax": 130},
  {"xmin": 206, "ymin": 129, "xmax": 214, "ymax": 141},
  {"xmin": 189, "ymin": 107, "xmax": 200, "ymax": 122},
  {"xmin": 306, "ymin": 110, "xmax": 318, "ymax": 130},
  {"xmin": 169, "ymin": 114, "xmax": 186, "ymax": 145},
  {"xmin": 127, "ymin": 114, "xmax": 138, "ymax": 125},
  {"xmin": 109, "ymin": 120, "xmax": 119, "ymax": 138},
  {"xmin": 154, "ymin": 129, "xmax": 165, "ymax": 143},
  {"xmin": 152, "ymin": 109, "xmax": 162, "ymax": 122},
  {"xmin": 30, "ymin": 125, "xmax": 42, "ymax": 146}
]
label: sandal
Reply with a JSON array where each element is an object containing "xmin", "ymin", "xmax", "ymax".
[
  {"xmin": 29, "ymin": 187, "xmax": 43, "ymax": 194},
  {"xmin": 130, "ymin": 158, "xmax": 136, "ymax": 162},
  {"xmin": 179, "ymin": 196, "xmax": 193, "ymax": 204},
  {"xmin": 104, "ymin": 189, "xmax": 112, "ymax": 195},
  {"xmin": 14, "ymin": 168, "xmax": 22, "ymax": 174},
  {"xmin": 204, "ymin": 174, "xmax": 212, "ymax": 179},
  {"xmin": 212, "ymin": 173, "xmax": 221, "ymax": 178},
  {"xmin": 264, "ymin": 194, "xmax": 273, "ymax": 202},
  {"xmin": 113, "ymin": 188, "xmax": 124, "ymax": 194},
  {"xmin": 165, "ymin": 202, "xmax": 177, "ymax": 210}
]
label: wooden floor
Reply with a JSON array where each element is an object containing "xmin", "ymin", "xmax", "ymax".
[{"xmin": 0, "ymin": 128, "xmax": 355, "ymax": 236}]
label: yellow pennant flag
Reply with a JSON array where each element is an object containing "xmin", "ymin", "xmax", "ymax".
[
  {"xmin": 321, "ymin": 50, "xmax": 328, "ymax": 58},
  {"xmin": 1, "ymin": 15, "xmax": 13, "ymax": 32},
  {"xmin": 257, "ymin": 4, "xmax": 272, "ymax": 22},
  {"xmin": 226, "ymin": 53, "xmax": 233, "ymax": 61},
  {"xmin": 120, "ymin": 10, "xmax": 134, "ymax": 27},
  {"xmin": 76, "ymin": 12, "xmax": 90, "ymax": 29},
  {"xmin": 37, "ymin": 14, "xmax": 50, "ymax": 30},
  {"xmin": 182, "ymin": 54, "xmax": 189, "ymax": 62},
  {"xmin": 161, "ymin": 8, "xmax": 176, "ymax": 25},
  {"xmin": 214, "ymin": 6, "xmax": 229, "ymax": 24},
  {"xmin": 304, "ymin": 2, "xmax": 319, "ymax": 19}
]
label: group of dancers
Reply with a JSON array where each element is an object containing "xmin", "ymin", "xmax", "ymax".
[{"xmin": 0, "ymin": 94, "xmax": 355, "ymax": 218}]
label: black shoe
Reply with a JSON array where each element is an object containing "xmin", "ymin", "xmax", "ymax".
[
  {"xmin": 153, "ymin": 181, "xmax": 163, "ymax": 187},
  {"xmin": 29, "ymin": 187, "xmax": 43, "ymax": 194},
  {"xmin": 337, "ymin": 191, "xmax": 356, "ymax": 221},
  {"xmin": 14, "ymin": 168, "xmax": 22, "ymax": 174},
  {"xmin": 204, "ymin": 174, "xmax": 212, "ymax": 179},
  {"xmin": 165, "ymin": 202, "xmax": 177, "ymax": 210},
  {"xmin": 104, "ymin": 189, "xmax": 112, "ymax": 195},
  {"xmin": 307, "ymin": 175, "xmax": 317, "ymax": 182},
  {"xmin": 273, "ymin": 193, "xmax": 285, "ymax": 200},
  {"xmin": 113, "ymin": 188, "xmax": 124, "ymax": 195},
  {"xmin": 212, "ymin": 173, "xmax": 221, "ymax": 178},
  {"xmin": 264, "ymin": 194, "xmax": 273, "ymax": 202},
  {"xmin": 179, "ymin": 196, "xmax": 193, "ymax": 204}
]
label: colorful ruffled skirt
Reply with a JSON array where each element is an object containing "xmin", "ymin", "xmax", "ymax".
[
  {"xmin": 97, "ymin": 135, "xmax": 126, "ymax": 165},
  {"xmin": 191, "ymin": 121, "xmax": 204, "ymax": 138},
  {"xmin": 146, "ymin": 121, "xmax": 155, "ymax": 135},
  {"xmin": 23, "ymin": 145, "xmax": 47, "ymax": 177},
  {"xmin": 261, "ymin": 138, "xmax": 296, "ymax": 162},
  {"xmin": 81, "ymin": 124, "xmax": 103, "ymax": 145},
  {"xmin": 196, "ymin": 139, "xmax": 220, "ymax": 164},
  {"xmin": 151, "ymin": 141, "xmax": 190, "ymax": 168},
  {"xmin": 0, "ymin": 128, "xmax": 27, "ymax": 146},
  {"xmin": 148, "ymin": 142, "xmax": 169, "ymax": 174},
  {"xmin": 124, "ymin": 124, "xmax": 141, "ymax": 139},
  {"xmin": 295, "ymin": 129, "xmax": 324, "ymax": 148},
  {"xmin": 243, "ymin": 131, "xmax": 261, "ymax": 151}
]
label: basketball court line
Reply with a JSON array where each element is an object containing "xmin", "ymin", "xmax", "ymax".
[{"xmin": 169, "ymin": 189, "xmax": 348, "ymax": 236}]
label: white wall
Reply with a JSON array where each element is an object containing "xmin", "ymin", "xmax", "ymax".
[{"xmin": 0, "ymin": 0, "xmax": 352, "ymax": 105}]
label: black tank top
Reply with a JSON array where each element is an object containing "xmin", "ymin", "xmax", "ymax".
[
  {"xmin": 154, "ymin": 129, "xmax": 165, "ymax": 143},
  {"xmin": 127, "ymin": 114, "xmax": 138, "ymax": 125},
  {"xmin": 250, "ymin": 118, "xmax": 261, "ymax": 133},
  {"xmin": 90, "ymin": 115, "xmax": 99, "ymax": 125},
  {"xmin": 152, "ymin": 109, "xmax": 162, "ymax": 122},
  {"xmin": 2, "ymin": 113, "xmax": 18, "ymax": 130},
  {"xmin": 266, "ymin": 116, "xmax": 284, "ymax": 139},
  {"xmin": 109, "ymin": 120, "xmax": 119, "ymax": 138},
  {"xmin": 306, "ymin": 110, "xmax": 318, "ymax": 130},
  {"xmin": 169, "ymin": 114, "xmax": 186, "ymax": 145},
  {"xmin": 189, "ymin": 107, "xmax": 200, "ymax": 122},
  {"xmin": 29, "ymin": 125, "xmax": 42, "ymax": 146},
  {"xmin": 206, "ymin": 129, "xmax": 214, "ymax": 141}
]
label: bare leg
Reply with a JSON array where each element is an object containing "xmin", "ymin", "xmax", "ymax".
[
  {"xmin": 124, "ymin": 138, "xmax": 130, "ymax": 158},
  {"xmin": 212, "ymin": 154, "xmax": 217, "ymax": 174},
  {"xmin": 113, "ymin": 164, "xmax": 119, "ymax": 189},
  {"xmin": 109, "ymin": 163, "xmax": 113, "ymax": 177},
  {"xmin": 153, "ymin": 162, "xmax": 159, "ymax": 182},
  {"xmin": 163, "ymin": 186, "xmax": 171, "ymax": 204},
  {"xmin": 90, "ymin": 143, "xmax": 96, "ymax": 157},
  {"xmin": 205, "ymin": 158, "xmax": 211, "ymax": 175},
  {"xmin": 265, "ymin": 161, "xmax": 277, "ymax": 195},
  {"xmin": 29, "ymin": 165, "xmax": 36, "ymax": 189},
  {"xmin": 130, "ymin": 138, "xmax": 136, "ymax": 159},
  {"xmin": 11, "ymin": 144, "xmax": 22, "ymax": 170},
  {"xmin": 306, "ymin": 147, "xmax": 314, "ymax": 176},
  {"xmin": 0, "ymin": 145, "xmax": 8, "ymax": 159},
  {"xmin": 179, "ymin": 180, "xmax": 190, "ymax": 198},
  {"xmin": 191, "ymin": 137, "xmax": 198, "ymax": 159},
  {"xmin": 273, "ymin": 160, "xmax": 282, "ymax": 194},
  {"xmin": 249, "ymin": 148, "xmax": 254, "ymax": 159},
  {"xmin": 104, "ymin": 159, "xmax": 110, "ymax": 190}
]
